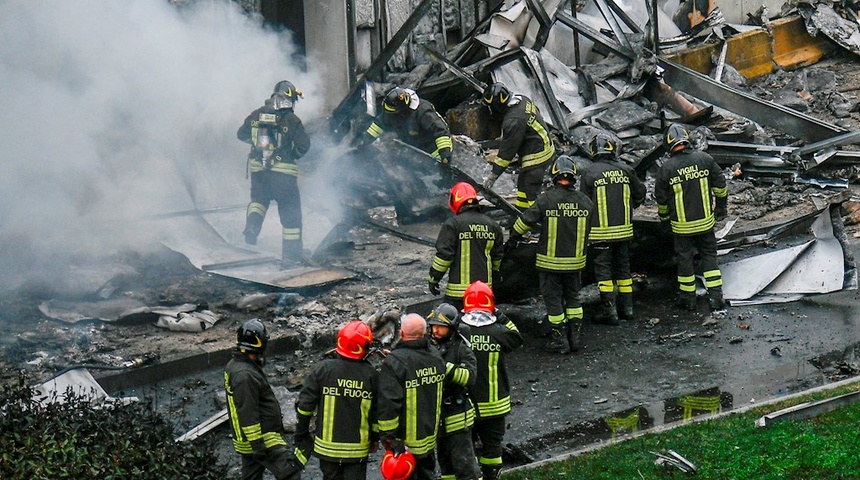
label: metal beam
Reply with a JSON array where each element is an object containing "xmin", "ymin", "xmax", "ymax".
[
  {"xmin": 593, "ymin": 0, "xmax": 633, "ymax": 52},
  {"xmin": 524, "ymin": 0, "xmax": 553, "ymax": 50},
  {"xmin": 556, "ymin": 11, "xmax": 634, "ymax": 59},
  {"xmin": 659, "ymin": 59, "xmax": 845, "ymax": 143}
]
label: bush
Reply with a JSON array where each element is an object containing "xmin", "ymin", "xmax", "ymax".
[{"xmin": 0, "ymin": 375, "xmax": 227, "ymax": 479}]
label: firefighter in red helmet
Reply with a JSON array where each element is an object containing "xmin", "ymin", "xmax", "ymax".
[
  {"xmin": 460, "ymin": 282, "xmax": 522, "ymax": 480},
  {"xmin": 428, "ymin": 182, "xmax": 505, "ymax": 311},
  {"xmin": 295, "ymin": 320, "xmax": 379, "ymax": 480}
]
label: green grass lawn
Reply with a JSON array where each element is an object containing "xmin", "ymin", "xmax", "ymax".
[{"xmin": 504, "ymin": 382, "xmax": 860, "ymax": 480}]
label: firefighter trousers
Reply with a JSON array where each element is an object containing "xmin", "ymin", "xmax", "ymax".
[
  {"xmin": 240, "ymin": 445, "xmax": 301, "ymax": 480},
  {"xmin": 319, "ymin": 458, "xmax": 367, "ymax": 480},
  {"xmin": 438, "ymin": 428, "xmax": 481, "ymax": 480},
  {"xmin": 591, "ymin": 241, "xmax": 633, "ymax": 298},
  {"xmin": 673, "ymin": 230, "xmax": 722, "ymax": 295},
  {"xmin": 514, "ymin": 165, "xmax": 547, "ymax": 209},
  {"xmin": 473, "ymin": 415, "xmax": 507, "ymax": 468},
  {"xmin": 245, "ymin": 170, "xmax": 302, "ymax": 259},
  {"xmin": 539, "ymin": 270, "xmax": 583, "ymax": 326}
]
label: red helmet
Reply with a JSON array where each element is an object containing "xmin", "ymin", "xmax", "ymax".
[
  {"xmin": 448, "ymin": 182, "xmax": 478, "ymax": 214},
  {"xmin": 381, "ymin": 450, "xmax": 416, "ymax": 480},
  {"xmin": 335, "ymin": 320, "xmax": 374, "ymax": 360},
  {"xmin": 462, "ymin": 280, "xmax": 495, "ymax": 313}
]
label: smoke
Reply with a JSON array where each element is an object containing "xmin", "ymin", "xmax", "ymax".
[{"xmin": 0, "ymin": 0, "xmax": 326, "ymax": 292}]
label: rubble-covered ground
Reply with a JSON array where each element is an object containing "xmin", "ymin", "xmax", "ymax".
[{"xmin": 4, "ymin": 53, "xmax": 860, "ymax": 478}]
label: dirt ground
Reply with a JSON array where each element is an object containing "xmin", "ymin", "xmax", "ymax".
[{"xmin": 4, "ymin": 51, "xmax": 860, "ymax": 478}]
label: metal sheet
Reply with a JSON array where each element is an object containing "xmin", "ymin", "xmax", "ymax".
[
  {"xmin": 721, "ymin": 241, "xmax": 813, "ymax": 300},
  {"xmin": 659, "ymin": 59, "xmax": 846, "ymax": 143}
]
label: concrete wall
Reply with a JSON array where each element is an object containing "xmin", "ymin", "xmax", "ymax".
[{"xmin": 304, "ymin": 0, "xmax": 352, "ymax": 111}]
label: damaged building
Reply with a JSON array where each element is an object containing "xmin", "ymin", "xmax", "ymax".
[{"xmin": 5, "ymin": 0, "xmax": 860, "ymax": 477}]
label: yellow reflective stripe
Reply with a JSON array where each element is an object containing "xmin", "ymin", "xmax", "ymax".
[
  {"xmin": 547, "ymin": 217, "xmax": 558, "ymax": 257},
  {"xmin": 671, "ymin": 216, "xmax": 715, "ymax": 235},
  {"xmin": 521, "ymin": 121, "xmax": 555, "ymax": 168},
  {"xmin": 673, "ymin": 183, "xmax": 685, "ymax": 223},
  {"xmin": 494, "ymin": 157, "xmax": 512, "ymax": 168},
  {"xmin": 297, "ymin": 408, "xmax": 314, "ymax": 417},
  {"xmin": 263, "ymin": 432, "xmax": 287, "ymax": 448},
  {"xmin": 406, "ymin": 434, "xmax": 438, "ymax": 456},
  {"xmin": 617, "ymin": 278, "xmax": 633, "ymax": 293},
  {"xmin": 477, "ymin": 395, "xmax": 511, "ymax": 417},
  {"xmin": 536, "ymin": 254, "xmax": 586, "ymax": 270},
  {"xmin": 597, "ymin": 186, "xmax": 608, "ymax": 227},
  {"xmin": 514, "ymin": 196, "xmax": 534, "ymax": 209},
  {"xmin": 407, "ymin": 383, "xmax": 418, "ymax": 443},
  {"xmin": 432, "ymin": 256, "xmax": 453, "ymax": 273},
  {"xmin": 623, "ymin": 183, "xmax": 631, "ymax": 225},
  {"xmin": 435, "ymin": 136, "xmax": 453, "ymax": 150},
  {"xmin": 548, "ymin": 313, "xmax": 565, "ymax": 325},
  {"xmin": 589, "ymin": 224, "xmax": 633, "ymax": 241},
  {"xmin": 451, "ymin": 367, "xmax": 470, "ymax": 386},
  {"xmin": 699, "ymin": 178, "xmax": 711, "ymax": 218},
  {"xmin": 294, "ymin": 447, "xmax": 309, "ymax": 465},
  {"xmin": 443, "ymin": 282, "xmax": 470, "ymax": 297},
  {"xmin": 271, "ymin": 162, "xmax": 299, "ymax": 175},
  {"xmin": 565, "ymin": 307, "xmax": 583, "ymax": 320},
  {"xmin": 443, "ymin": 408, "xmax": 475, "ymax": 432},
  {"xmin": 484, "ymin": 240, "xmax": 494, "ymax": 283},
  {"xmin": 598, "ymin": 280, "xmax": 615, "ymax": 293},
  {"xmin": 242, "ymin": 423, "xmax": 263, "ymax": 441},
  {"xmin": 479, "ymin": 455, "xmax": 503, "ymax": 466},
  {"xmin": 459, "ymin": 239, "xmax": 470, "ymax": 287},
  {"xmin": 248, "ymin": 202, "xmax": 267, "ymax": 217},
  {"xmin": 503, "ymin": 319, "xmax": 519, "ymax": 332},
  {"xmin": 313, "ymin": 437, "xmax": 371, "ymax": 459},
  {"xmin": 322, "ymin": 395, "xmax": 335, "ymax": 441},
  {"xmin": 577, "ymin": 217, "xmax": 587, "ymax": 259},
  {"xmin": 657, "ymin": 204, "xmax": 668, "ymax": 215},
  {"xmin": 488, "ymin": 352, "xmax": 499, "ymax": 404},
  {"xmin": 713, "ymin": 186, "xmax": 728, "ymax": 198},
  {"xmin": 513, "ymin": 218, "xmax": 531, "ymax": 235},
  {"xmin": 366, "ymin": 122, "xmax": 383, "ymax": 138},
  {"xmin": 282, "ymin": 227, "xmax": 301, "ymax": 240},
  {"xmin": 703, "ymin": 269, "xmax": 722, "ymax": 287},
  {"xmin": 378, "ymin": 417, "xmax": 398, "ymax": 432}
]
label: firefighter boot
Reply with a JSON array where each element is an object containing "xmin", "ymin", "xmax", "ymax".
[
  {"xmin": 617, "ymin": 293, "xmax": 634, "ymax": 320},
  {"xmin": 567, "ymin": 319, "xmax": 583, "ymax": 353},
  {"xmin": 482, "ymin": 466, "xmax": 502, "ymax": 480},
  {"xmin": 677, "ymin": 292, "xmax": 696, "ymax": 311},
  {"xmin": 548, "ymin": 324, "xmax": 571, "ymax": 354},
  {"xmin": 708, "ymin": 288, "xmax": 725, "ymax": 310},
  {"xmin": 282, "ymin": 239, "xmax": 303, "ymax": 265},
  {"xmin": 596, "ymin": 294, "xmax": 619, "ymax": 325}
]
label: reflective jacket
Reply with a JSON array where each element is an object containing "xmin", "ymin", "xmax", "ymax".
[
  {"xmin": 490, "ymin": 95, "xmax": 555, "ymax": 175},
  {"xmin": 364, "ymin": 99, "xmax": 453, "ymax": 159},
  {"xmin": 433, "ymin": 328, "xmax": 477, "ymax": 435},
  {"xmin": 655, "ymin": 149, "xmax": 727, "ymax": 235},
  {"xmin": 513, "ymin": 184, "xmax": 595, "ymax": 272},
  {"xmin": 430, "ymin": 207, "xmax": 504, "ymax": 299},
  {"xmin": 580, "ymin": 159, "xmax": 646, "ymax": 242},
  {"xmin": 377, "ymin": 337, "xmax": 447, "ymax": 456},
  {"xmin": 295, "ymin": 353, "xmax": 379, "ymax": 462},
  {"xmin": 466, "ymin": 312, "xmax": 523, "ymax": 418},
  {"xmin": 224, "ymin": 351, "xmax": 288, "ymax": 454},
  {"xmin": 237, "ymin": 104, "xmax": 310, "ymax": 176}
]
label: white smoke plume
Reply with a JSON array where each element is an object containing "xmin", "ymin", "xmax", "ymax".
[{"xmin": 0, "ymin": 0, "xmax": 326, "ymax": 292}]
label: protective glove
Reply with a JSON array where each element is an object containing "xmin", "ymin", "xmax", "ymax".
[
  {"xmin": 294, "ymin": 432, "xmax": 313, "ymax": 456},
  {"xmin": 483, "ymin": 172, "xmax": 500, "ymax": 190},
  {"xmin": 429, "ymin": 281, "xmax": 440, "ymax": 296},
  {"xmin": 250, "ymin": 439, "xmax": 267, "ymax": 461},
  {"xmin": 439, "ymin": 148, "xmax": 452, "ymax": 165},
  {"xmin": 715, "ymin": 207, "xmax": 727, "ymax": 221},
  {"xmin": 383, "ymin": 437, "xmax": 406, "ymax": 454}
]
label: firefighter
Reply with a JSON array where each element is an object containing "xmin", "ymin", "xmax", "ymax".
[
  {"xmin": 655, "ymin": 123, "xmax": 728, "ymax": 311},
  {"xmin": 377, "ymin": 313, "xmax": 447, "ymax": 480},
  {"xmin": 480, "ymin": 82, "xmax": 556, "ymax": 209},
  {"xmin": 237, "ymin": 80, "xmax": 311, "ymax": 263},
  {"xmin": 358, "ymin": 86, "xmax": 453, "ymax": 164},
  {"xmin": 224, "ymin": 319, "xmax": 303, "ymax": 480},
  {"xmin": 295, "ymin": 320, "xmax": 378, "ymax": 480},
  {"xmin": 461, "ymin": 281, "xmax": 523, "ymax": 480},
  {"xmin": 429, "ymin": 182, "xmax": 504, "ymax": 311},
  {"xmin": 580, "ymin": 133, "xmax": 646, "ymax": 323},
  {"xmin": 427, "ymin": 303, "xmax": 481, "ymax": 480},
  {"xmin": 511, "ymin": 156, "xmax": 595, "ymax": 353}
]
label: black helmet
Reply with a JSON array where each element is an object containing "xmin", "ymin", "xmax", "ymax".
[
  {"xmin": 550, "ymin": 155, "xmax": 577, "ymax": 183},
  {"xmin": 271, "ymin": 92, "xmax": 295, "ymax": 110},
  {"xmin": 237, "ymin": 319, "xmax": 268, "ymax": 355},
  {"xmin": 589, "ymin": 133, "xmax": 617, "ymax": 159},
  {"xmin": 665, "ymin": 123, "xmax": 691, "ymax": 152},
  {"xmin": 482, "ymin": 82, "xmax": 511, "ymax": 112},
  {"xmin": 383, "ymin": 87, "xmax": 412, "ymax": 114},
  {"xmin": 427, "ymin": 303, "xmax": 460, "ymax": 329},
  {"xmin": 272, "ymin": 80, "xmax": 303, "ymax": 101}
]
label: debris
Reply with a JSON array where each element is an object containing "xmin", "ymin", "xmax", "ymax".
[
  {"xmin": 770, "ymin": 346, "xmax": 782, "ymax": 357},
  {"xmin": 729, "ymin": 336, "xmax": 743, "ymax": 344},
  {"xmin": 155, "ymin": 309, "xmax": 219, "ymax": 333},
  {"xmin": 651, "ymin": 449, "xmax": 697, "ymax": 474},
  {"xmin": 755, "ymin": 390, "xmax": 860, "ymax": 428}
]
